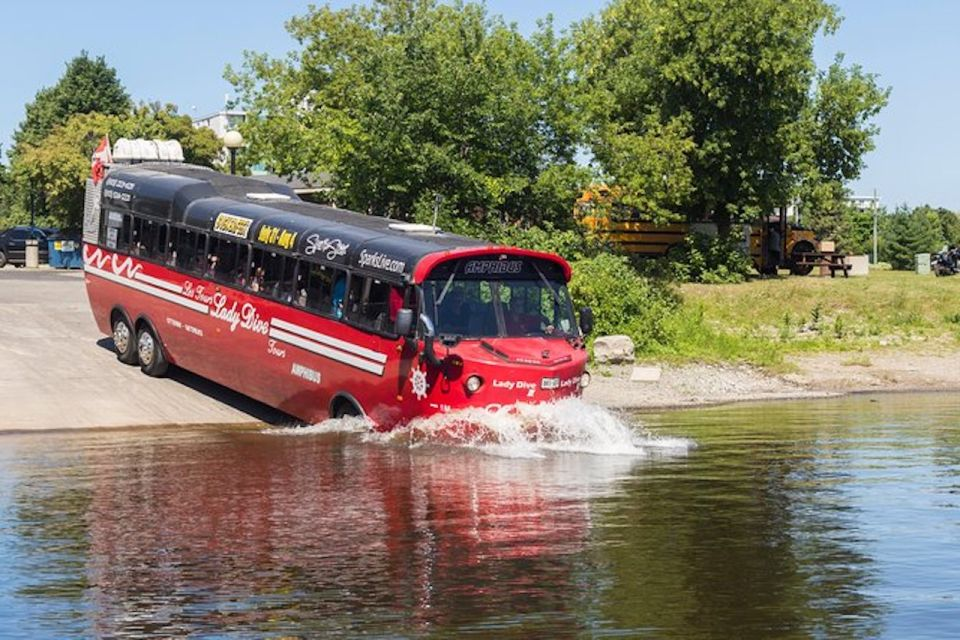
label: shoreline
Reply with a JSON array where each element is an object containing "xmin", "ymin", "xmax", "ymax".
[
  {"xmin": 584, "ymin": 350, "xmax": 960, "ymax": 413},
  {"xmin": 1, "ymin": 268, "xmax": 957, "ymax": 433}
]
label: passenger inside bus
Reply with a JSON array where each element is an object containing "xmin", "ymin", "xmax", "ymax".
[{"xmin": 331, "ymin": 275, "xmax": 346, "ymax": 318}]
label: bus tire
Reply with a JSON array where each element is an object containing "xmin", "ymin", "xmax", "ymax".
[
  {"xmin": 136, "ymin": 323, "xmax": 169, "ymax": 377},
  {"xmin": 332, "ymin": 396, "xmax": 362, "ymax": 419},
  {"xmin": 111, "ymin": 312, "xmax": 138, "ymax": 365}
]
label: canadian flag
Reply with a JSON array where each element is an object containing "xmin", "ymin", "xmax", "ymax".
[{"xmin": 90, "ymin": 135, "xmax": 112, "ymax": 185}]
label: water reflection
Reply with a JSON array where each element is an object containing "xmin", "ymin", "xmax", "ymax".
[
  {"xmin": 2, "ymin": 393, "xmax": 959, "ymax": 638},
  {"xmin": 6, "ymin": 428, "xmax": 647, "ymax": 638}
]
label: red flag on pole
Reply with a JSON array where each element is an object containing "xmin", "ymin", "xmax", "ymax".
[{"xmin": 90, "ymin": 135, "xmax": 112, "ymax": 185}]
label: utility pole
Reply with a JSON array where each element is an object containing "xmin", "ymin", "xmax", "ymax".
[{"xmin": 872, "ymin": 188, "xmax": 879, "ymax": 264}]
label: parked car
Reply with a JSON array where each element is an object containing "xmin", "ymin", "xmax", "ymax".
[{"xmin": 0, "ymin": 226, "xmax": 54, "ymax": 268}]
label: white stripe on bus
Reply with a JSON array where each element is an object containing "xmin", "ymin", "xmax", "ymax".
[
  {"xmin": 270, "ymin": 317, "xmax": 388, "ymax": 364},
  {"xmin": 85, "ymin": 265, "xmax": 210, "ymax": 314},
  {"xmin": 268, "ymin": 327, "xmax": 385, "ymax": 376},
  {"xmin": 134, "ymin": 271, "xmax": 183, "ymax": 293}
]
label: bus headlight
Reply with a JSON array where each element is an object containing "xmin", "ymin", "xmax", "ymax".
[
  {"xmin": 465, "ymin": 375, "xmax": 483, "ymax": 394},
  {"xmin": 580, "ymin": 372, "xmax": 591, "ymax": 388}
]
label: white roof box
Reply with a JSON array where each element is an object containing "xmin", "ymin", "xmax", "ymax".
[{"xmin": 112, "ymin": 138, "xmax": 185, "ymax": 163}]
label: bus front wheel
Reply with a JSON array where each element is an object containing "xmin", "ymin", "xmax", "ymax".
[
  {"xmin": 332, "ymin": 397, "xmax": 362, "ymax": 420},
  {"xmin": 112, "ymin": 314, "xmax": 138, "ymax": 365},
  {"xmin": 136, "ymin": 324, "xmax": 169, "ymax": 377}
]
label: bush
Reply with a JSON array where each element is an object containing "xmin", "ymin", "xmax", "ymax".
[
  {"xmin": 492, "ymin": 223, "xmax": 597, "ymax": 262},
  {"xmin": 568, "ymin": 253, "xmax": 679, "ymax": 352},
  {"xmin": 667, "ymin": 231, "xmax": 754, "ymax": 284}
]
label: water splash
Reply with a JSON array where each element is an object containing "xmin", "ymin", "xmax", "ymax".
[
  {"xmin": 264, "ymin": 415, "xmax": 372, "ymax": 436},
  {"xmin": 266, "ymin": 398, "xmax": 693, "ymax": 459},
  {"xmin": 380, "ymin": 398, "xmax": 694, "ymax": 458}
]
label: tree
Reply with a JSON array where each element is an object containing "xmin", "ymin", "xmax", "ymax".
[
  {"xmin": 12, "ymin": 52, "xmax": 131, "ymax": 154},
  {"xmin": 12, "ymin": 107, "xmax": 221, "ymax": 229},
  {"xmin": 935, "ymin": 207, "xmax": 960, "ymax": 248},
  {"xmin": 226, "ymin": 0, "xmax": 589, "ymax": 230},
  {"xmin": 577, "ymin": 0, "xmax": 887, "ymax": 231},
  {"xmin": 794, "ymin": 56, "xmax": 890, "ymax": 227},
  {"xmin": 881, "ymin": 206, "xmax": 945, "ymax": 270}
]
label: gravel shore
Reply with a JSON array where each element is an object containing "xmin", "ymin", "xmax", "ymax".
[{"xmin": 584, "ymin": 347, "xmax": 960, "ymax": 412}]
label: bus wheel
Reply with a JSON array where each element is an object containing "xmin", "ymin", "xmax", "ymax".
[
  {"xmin": 136, "ymin": 324, "xmax": 169, "ymax": 377},
  {"xmin": 333, "ymin": 398, "xmax": 361, "ymax": 419},
  {"xmin": 111, "ymin": 314, "xmax": 138, "ymax": 365}
]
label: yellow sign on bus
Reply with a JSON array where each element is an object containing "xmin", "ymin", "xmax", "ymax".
[{"xmin": 214, "ymin": 212, "xmax": 254, "ymax": 239}]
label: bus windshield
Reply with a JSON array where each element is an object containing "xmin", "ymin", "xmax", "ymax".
[{"xmin": 422, "ymin": 259, "xmax": 577, "ymax": 339}]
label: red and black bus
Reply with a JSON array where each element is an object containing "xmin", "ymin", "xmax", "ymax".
[{"xmin": 81, "ymin": 164, "xmax": 592, "ymax": 429}]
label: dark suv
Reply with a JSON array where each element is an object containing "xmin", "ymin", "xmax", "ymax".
[{"xmin": 0, "ymin": 226, "xmax": 53, "ymax": 268}]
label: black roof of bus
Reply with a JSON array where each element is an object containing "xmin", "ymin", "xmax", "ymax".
[{"xmin": 102, "ymin": 163, "xmax": 490, "ymax": 281}]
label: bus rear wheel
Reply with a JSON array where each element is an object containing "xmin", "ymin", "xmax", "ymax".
[
  {"xmin": 136, "ymin": 325, "xmax": 169, "ymax": 377},
  {"xmin": 112, "ymin": 314, "xmax": 138, "ymax": 365}
]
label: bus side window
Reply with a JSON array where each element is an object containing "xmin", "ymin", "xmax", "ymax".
[
  {"xmin": 208, "ymin": 237, "xmax": 247, "ymax": 286},
  {"xmin": 153, "ymin": 224, "xmax": 168, "ymax": 262},
  {"xmin": 346, "ymin": 276, "xmax": 393, "ymax": 332},
  {"xmin": 302, "ymin": 262, "xmax": 338, "ymax": 313},
  {"xmin": 250, "ymin": 249, "xmax": 295, "ymax": 301},
  {"xmin": 116, "ymin": 214, "xmax": 133, "ymax": 253},
  {"xmin": 175, "ymin": 228, "xmax": 203, "ymax": 274},
  {"xmin": 129, "ymin": 217, "xmax": 144, "ymax": 255},
  {"xmin": 104, "ymin": 210, "xmax": 124, "ymax": 250}
]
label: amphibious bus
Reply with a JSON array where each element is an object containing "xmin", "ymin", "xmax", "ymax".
[{"xmin": 82, "ymin": 163, "xmax": 592, "ymax": 429}]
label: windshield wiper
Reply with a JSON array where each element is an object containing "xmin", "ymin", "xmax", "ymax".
[{"xmin": 532, "ymin": 261, "xmax": 562, "ymax": 306}]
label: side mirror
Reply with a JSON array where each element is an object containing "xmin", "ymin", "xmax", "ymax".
[
  {"xmin": 579, "ymin": 306, "xmax": 594, "ymax": 336},
  {"xmin": 418, "ymin": 313, "xmax": 443, "ymax": 367},
  {"xmin": 419, "ymin": 313, "xmax": 436, "ymax": 338},
  {"xmin": 395, "ymin": 308, "xmax": 414, "ymax": 336}
]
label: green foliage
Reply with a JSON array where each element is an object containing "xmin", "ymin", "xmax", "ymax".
[
  {"xmin": 227, "ymin": 0, "xmax": 587, "ymax": 228},
  {"xmin": 577, "ymin": 0, "xmax": 888, "ymax": 230},
  {"xmin": 936, "ymin": 208, "xmax": 960, "ymax": 247},
  {"xmin": 568, "ymin": 253, "xmax": 679, "ymax": 351},
  {"xmin": 11, "ymin": 107, "xmax": 221, "ymax": 229},
  {"xmin": 12, "ymin": 52, "xmax": 131, "ymax": 154},
  {"xmin": 830, "ymin": 203, "xmax": 876, "ymax": 255},
  {"xmin": 666, "ymin": 232, "xmax": 754, "ymax": 284},
  {"xmin": 880, "ymin": 205, "xmax": 947, "ymax": 270},
  {"xmin": 792, "ymin": 57, "xmax": 890, "ymax": 216}
]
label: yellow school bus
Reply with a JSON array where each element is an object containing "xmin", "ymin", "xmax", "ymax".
[{"xmin": 575, "ymin": 186, "xmax": 818, "ymax": 275}]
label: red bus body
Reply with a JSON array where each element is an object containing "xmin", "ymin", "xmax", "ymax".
[{"xmin": 82, "ymin": 165, "xmax": 588, "ymax": 429}]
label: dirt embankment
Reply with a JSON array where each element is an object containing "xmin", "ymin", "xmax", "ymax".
[{"xmin": 584, "ymin": 347, "xmax": 960, "ymax": 411}]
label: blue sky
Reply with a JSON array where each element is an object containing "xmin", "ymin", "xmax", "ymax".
[{"xmin": 1, "ymin": 1, "xmax": 956, "ymax": 209}]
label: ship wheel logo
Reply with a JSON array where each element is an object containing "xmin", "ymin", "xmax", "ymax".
[{"xmin": 410, "ymin": 369, "xmax": 429, "ymax": 400}]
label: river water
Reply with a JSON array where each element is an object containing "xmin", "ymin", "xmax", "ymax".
[{"xmin": 0, "ymin": 393, "xmax": 958, "ymax": 638}]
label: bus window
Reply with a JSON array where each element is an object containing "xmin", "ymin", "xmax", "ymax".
[
  {"xmin": 208, "ymin": 237, "xmax": 247, "ymax": 286},
  {"xmin": 251, "ymin": 249, "xmax": 296, "ymax": 302},
  {"xmin": 116, "ymin": 213, "xmax": 133, "ymax": 253},
  {"xmin": 173, "ymin": 228, "xmax": 205, "ymax": 274},
  {"xmin": 103, "ymin": 211, "xmax": 124, "ymax": 250},
  {"xmin": 300, "ymin": 262, "xmax": 341, "ymax": 314},
  {"xmin": 130, "ymin": 217, "xmax": 144, "ymax": 255},
  {"xmin": 134, "ymin": 218, "xmax": 168, "ymax": 262},
  {"xmin": 346, "ymin": 276, "xmax": 394, "ymax": 332},
  {"xmin": 152, "ymin": 223, "xmax": 168, "ymax": 262}
]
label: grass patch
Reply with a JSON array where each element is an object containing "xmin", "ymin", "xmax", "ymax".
[{"xmin": 657, "ymin": 271, "xmax": 960, "ymax": 367}]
